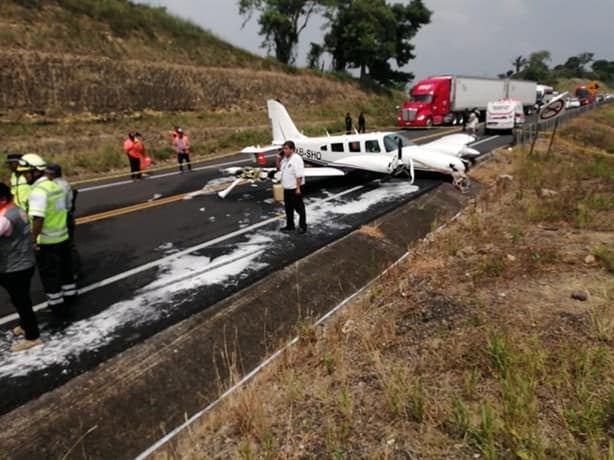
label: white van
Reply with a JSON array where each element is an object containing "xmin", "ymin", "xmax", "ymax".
[{"xmin": 485, "ymin": 99, "xmax": 525, "ymax": 133}]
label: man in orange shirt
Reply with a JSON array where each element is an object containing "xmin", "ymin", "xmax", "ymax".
[
  {"xmin": 123, "ymin": 132, "xmax": 141, "ymax": 180},
  {"xmin": 133, "ymin": 132, "xmax": 147, "ymax": 176}
]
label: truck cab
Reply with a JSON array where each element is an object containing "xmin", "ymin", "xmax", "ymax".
[
  {"xmin": 575, "ymin": 82, "xmax": 598, "ymax": 105},
  {"xmin": 398, "ymin": 77, "xmax": 451, "ymax": 127}
]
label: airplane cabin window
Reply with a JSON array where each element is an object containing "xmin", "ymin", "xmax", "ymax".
[
  {"xmin": 349, "ymin": 141, "xmax": 361, "ymax": 153},
  {"xmin": 321, "ymin": 145, "xmax": 328, "ymax": 151},
  {"xmin": 331, "ymin": 143, "xmax": 344, "ymax": 152},
  {"xmin": 365, "ymin": 140, "xmax": 381, "ymax": 153}
]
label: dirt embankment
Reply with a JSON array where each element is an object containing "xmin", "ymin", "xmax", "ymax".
[{"xmin": 0, "ymin": 50, "xmax": 369, "ymax": 116}]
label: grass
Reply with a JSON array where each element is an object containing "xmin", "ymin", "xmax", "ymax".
[
  {"xmin": 0, "ymin": 90, "xmax": 400, "ymax": 182},
  {"xmin": 593, "ymin": 247, "xmax": 614, "ymax": 273},
  {"xmin": 160, "ymin": 101, "xmax": 614, "ymax": 460},
  {"xmin": 4, "ymin": 0, "xmax": 270, "ymax": 70}
]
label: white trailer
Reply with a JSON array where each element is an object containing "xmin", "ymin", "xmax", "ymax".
[
  {"xmin": 505, "ymin": 79, "xmax": 537, "ymax": 111},
  {"xmin": 450, "ymin": 76, "xmax": 506, "ymax": 112}
]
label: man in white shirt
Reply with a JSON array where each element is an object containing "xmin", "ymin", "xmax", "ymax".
[{"xmin": 279, "ymin": 140, "xmax": 307, "ymax": 233}]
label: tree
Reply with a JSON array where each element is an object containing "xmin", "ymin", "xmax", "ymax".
[
  {"xmin": 512, "ymin": 56, "xmax": 527, "ymax": 74},
  {"xmin": 498, "ymin": 70, "xmax": 514, "ymax": 79},
  {"xmin": 592, "ymin": 59, "xmax": 614, "ymax": 83},
  {"xmin": 560, "ymin": 52, "xmax": 594, "ymax": 77},
  {"xmin": 576, "ymin": 52, "xmax": 594, "ymax": 72},
  {"xmin": 521, "ymin": 50, "xmax": 551, "ymax": 82},
  {"xmin": 238, "ymin": 0, "xmax": 323, "ymax": 65},
  {"xmin": 322, "ymin": 0, "xmax": 431, "ymax": 85},
  {"xmin": 306, "ymin": 42, "xmax": 325, "ymax": 69}
]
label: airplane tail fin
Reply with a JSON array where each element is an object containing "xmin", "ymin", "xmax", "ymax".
[{"xmin": 267, "ymin": 99, "xmax": 306, "ymax": 145}]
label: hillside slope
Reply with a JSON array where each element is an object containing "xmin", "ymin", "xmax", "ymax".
[{"xmin": 0, "ymin": 0, "xmax": 374, "ymax": 116}]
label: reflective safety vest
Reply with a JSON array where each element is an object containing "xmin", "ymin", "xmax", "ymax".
[
  {"xmin": 10, "ymin": 172, "xmax": 31, "ymax": 210},
  {"xmin": 28, "ymin": 179, "xmax": 69, "ymax": 245}
]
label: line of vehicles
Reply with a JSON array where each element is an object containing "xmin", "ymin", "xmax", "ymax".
[
  {"xmin": 397, "ymin": 75, "xmax": 536, "ymax": 129},
  {"xmin": 397, "ymin": 75, "xmax": 607, "ymax": 134}
]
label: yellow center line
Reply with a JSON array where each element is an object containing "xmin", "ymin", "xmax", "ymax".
[
  {"xmin": 75, "ymin": 182, "xmax": 241, "ymax": 226},
  {"xmin": 75, "ymin": 193, "xmax": 189, "ymax": 225},
  {"xmin": 75, "ymin": 128, "xmax": 464, "ymax": 225}
]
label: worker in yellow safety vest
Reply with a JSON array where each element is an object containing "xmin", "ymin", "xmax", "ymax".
[
  {"xmin": 17, "ymin": 153, "xmax": 77, "ymax": 312},
  {"xmin": 6, "ymin": 153, "xmax": 31, "ymax": 210}
]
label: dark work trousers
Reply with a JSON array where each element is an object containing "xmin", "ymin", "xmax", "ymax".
[
  {"xmin": 128, "ymin": 155, "xmax": 141, "ymax": 179},
  {"xmin": 283, "ymin": 188, "xmax": 306, "ymax": 230},
  {"xmin": 67, "ymin": 213, "xmax": 81, "ymax": 279},
  {"xmin": 36, "ymin": 241, "xmax": 77, "ymax": 312},
  {"xmin": 177, "ymin": 153, "xmax": 192, "ymax": 171},
  {"xmin": 0, "ymin": 267, "xmax": 39, "ymax": 340}
]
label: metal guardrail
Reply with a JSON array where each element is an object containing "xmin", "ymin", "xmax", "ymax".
[{"xmin": 513, "ymin": 99, "xmax": 613, "ymax": 146}]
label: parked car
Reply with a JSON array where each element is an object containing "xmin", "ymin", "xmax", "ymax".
[{"xmin": 566, "ymin": 97, "xmax": 581, "ymax": 109}]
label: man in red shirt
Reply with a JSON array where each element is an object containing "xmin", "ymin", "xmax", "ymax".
[{"xmin": 173, "ymin": 128, "xmax": 191, "ymax": 173}]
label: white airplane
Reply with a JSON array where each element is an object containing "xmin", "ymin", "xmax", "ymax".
[{"xmin": 218, "ymin": 99, "xmax": 480, "ymax": 198}]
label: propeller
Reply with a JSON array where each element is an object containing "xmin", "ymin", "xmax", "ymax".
[{"xmin": 217, "ymin": 178, "xmax": 243, "ymax": 199}]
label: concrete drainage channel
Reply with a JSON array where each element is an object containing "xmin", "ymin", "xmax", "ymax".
[{"xmin": 0, "ymin": 182, "xmax": 480, "ymax": 460}]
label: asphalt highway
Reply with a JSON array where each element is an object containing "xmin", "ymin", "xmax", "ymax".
[{"xmin": 0, "ymin": 126, "xmax": 511, "ymax": 415}]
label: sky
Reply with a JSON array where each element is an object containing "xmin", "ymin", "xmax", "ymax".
[{"xmin": 138, "ymin": 0, "xmax": 614, "ymax": 82}]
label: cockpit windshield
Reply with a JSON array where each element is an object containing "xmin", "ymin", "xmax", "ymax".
[
  {"xmin": 575, "ymin": 88, "xmax": 589, "ymax": 99},
  {"xmin": 410, "ymin": 94, "xmax": 432, "ymax": 103},
  {"xmin": 383, "ymin": 134, "xmax": 412, "ymax": 153}
]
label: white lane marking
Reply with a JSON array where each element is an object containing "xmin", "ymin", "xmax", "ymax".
[
  {"xmin": 470, "ymin": 135, "xmax": 500, "ymax": 147},
  {"xmin": 77, "ymin": 156, "xmax": 275, "ymax": 193},
  {"xmin": 0, "ymin": 184, "xmax": 366, "ymax": 326}
]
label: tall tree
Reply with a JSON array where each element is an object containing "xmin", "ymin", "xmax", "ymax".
[
  {"xmin": 238, "ymin": 0, "xmax": 322, "ymax": 64},
  {"xmin": 323, "ymin": 0, "xmax": 431, "ymax": 85},
  {"xmin": 521, "ymin": 50, "xmax": 551, "ymax": 82},
  {"xmin": 592, "ymin": 59, "xmax": 614, "ymax": 83},
  {"xmin": 306, "ymin": 42, "xmax": 325, "ymax": 69},
  {"xmin": 512, "ymin": 55, "xmax": 527, "ymax": 74}
]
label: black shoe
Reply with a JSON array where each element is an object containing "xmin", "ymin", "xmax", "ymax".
[
  {"xmin": 280, "ymin": 226, "xmax": 295, "ymax": 232},
  {"xmin": 299, "ymin": 227, "xmax": 307, "ymax": 234}
]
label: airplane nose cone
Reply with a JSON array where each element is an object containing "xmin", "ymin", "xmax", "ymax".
[{"xmin": 460, "ymin": 147, "xmax": 480, "ymax": 158}]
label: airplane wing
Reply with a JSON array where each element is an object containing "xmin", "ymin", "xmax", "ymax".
[
  {"xmin": 426, "ymin": 133, "xmax": 476, "ymax": 146},
  {"xmin": 422, "ymin": 133, "xmax": 479, "ymax": 158}
]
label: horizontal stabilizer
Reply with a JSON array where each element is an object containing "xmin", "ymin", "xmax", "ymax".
[{"xmin": 241, "ymin": 145, "xmax": 280, "ymax": 154}]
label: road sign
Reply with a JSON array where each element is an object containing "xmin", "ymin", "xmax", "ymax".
[{"xmin": 538, "ymin": 91, "xmax": 568, "ymax": 124}]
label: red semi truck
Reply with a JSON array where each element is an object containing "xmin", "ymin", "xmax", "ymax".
[
  {"xmin": 398, "ymin": 75, "xmax": 536, "ymax": 128},
  {"xmin": 575, "ymin": 81, "xmax": 599, "ymax": 105}
]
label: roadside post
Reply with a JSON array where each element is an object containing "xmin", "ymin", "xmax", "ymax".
[{"xmin": 533, "ymin": 92, "xmax": 568, "ymax": 157}]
